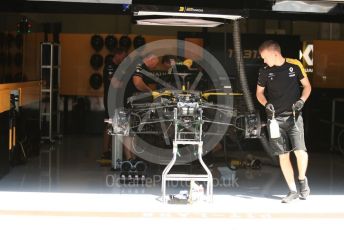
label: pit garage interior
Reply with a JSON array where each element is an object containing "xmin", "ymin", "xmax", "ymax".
[{"xmin": 1, "ymin": 0, "xmax": 344, "ymax": 228}]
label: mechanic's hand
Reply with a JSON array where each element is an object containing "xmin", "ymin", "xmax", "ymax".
[
  {"xmin": 265, "ymin": 103, "xmax": 275, "ymax": 117},
  {"xmin": 292, "ymin": 99, "xmax": 304, "ymax": 112}
]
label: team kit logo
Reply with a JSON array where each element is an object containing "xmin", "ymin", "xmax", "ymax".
[
  {"xmin": 268, "ymin": 72, "xmax": 275, "ymax": 80},
  {"xmin": 289, "ymin": 67, "xmax": 295, "ymax": 77}
]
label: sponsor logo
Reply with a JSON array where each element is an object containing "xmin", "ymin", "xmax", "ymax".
[
  {"xmin": 185, "ymin": 7, "xmax": 204, "ymax": 12},
  {"xmin": 288, "ymin": 67, "xmax": 296, "ymax": 77},
  {"xmin": 268, "ymin": 72, "xmax": 275, "ymax": 80},
  {"xmin": 299, "ymin": 42, "xmax": 313, "ymax": 73},
  {"xmin": 299, "ymin": 44, "xmax": 313, "ymax": 66},
  {"xmin": 179, "ymin": 6, "xmax": 204, "ymax": 13}
]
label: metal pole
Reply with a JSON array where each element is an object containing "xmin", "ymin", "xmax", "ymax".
[{"xmin": 330, "ymin": 98, "xmax": 335, "ymax": 150}]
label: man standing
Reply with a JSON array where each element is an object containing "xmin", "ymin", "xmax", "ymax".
[
  {"xmin": 102, "ymin": 48, "xmax": 127, "ymax": 160},
  {"xmin": 256, "ymin": 40, "xmax": 311, "ymax": 203}
]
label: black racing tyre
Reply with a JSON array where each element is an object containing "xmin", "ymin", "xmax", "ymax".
[
  {"xmin": 90, "ymin": 54, "xmax": 103, "ymax": 70},
  {"xmin": 105, "ymin": 35, "xmax": 117, "ymax": 52},
  {"xmin": 89, "ymin": 73, "xmax": 103, "ymax": 90},
  {"xmin": 119, "ymin": 35, "xmax": 131, "ymax": 50},
  {"xmin": 90, "ymin": 34, "xmax": 104, "ymax": 52},
  {"xmin": 133, "ymin": 35, "xmax": 145, "ymax": 49},
  {"xmin": 105, "ymin": 54, "xmax": 114, "ymax": 66}
]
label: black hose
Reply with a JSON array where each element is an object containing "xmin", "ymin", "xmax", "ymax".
[
  {"xmin": 232, "ymin": 20, "xmax": 254, "ymax": 112},
  {"xmin": 232, "ymin": 20, "xmax": 278, "ymax": 166}
]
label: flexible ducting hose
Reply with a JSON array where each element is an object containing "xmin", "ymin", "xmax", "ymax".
[
  {"xmin": 232, "ymin": 20, "xmax": 254, "ymax": 112},
  {"xmin": 232, "ymin": 20, "xmax": 278, "ymax": 165}
]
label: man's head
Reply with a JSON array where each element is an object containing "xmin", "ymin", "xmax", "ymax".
[
  {"xmin": 112, "ymin": 48, "xmax": 127, "ymax": 65},
  {"xmin": 161, "ymin": 55, "xmax": 175, "ymax": 69},
  {"xmin": 143, "ymin": 53, "xmax": 159, "ymax": 70},
  {"xmin": 258, "ymin": 40, "xmax": 283, "ymax": 67}
]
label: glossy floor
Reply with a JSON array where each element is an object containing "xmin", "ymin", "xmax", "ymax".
[{"xmin": 0, "ymin": 135, "xmax": 344, "ymax": 228}]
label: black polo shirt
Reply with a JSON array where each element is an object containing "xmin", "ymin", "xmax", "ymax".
[
  {"xmin": 124, "ymin": 63, "xmax": 152, "ymax": 107},
  {"xmin": 258, "ymin": 58, "xmax": 307, "ymax": 115}
]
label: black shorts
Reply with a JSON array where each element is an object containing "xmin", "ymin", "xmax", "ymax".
[{"xmin": 268, "ymin": 115, "xmax": 307, "ymax": 155}]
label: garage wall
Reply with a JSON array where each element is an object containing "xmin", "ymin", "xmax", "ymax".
[
  {"xmin": 60, "ymin": 33, "xmax": 176, "ymax": 96},
  {"xmin": 22, "ymin": 33, "xmax": 45, "ymax": 81},
  {"xmin": 2, "ymin": 12, "xmax": 344, "ymax": 92},
  {"xmin": 313, "ymin": 40, "xmax": 344, "ymax": 89},
  {"xmin": 0, "ymin": 13, "xmax": 45, "ymax": 83}
]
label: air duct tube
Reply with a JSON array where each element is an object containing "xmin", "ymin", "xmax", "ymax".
[
  {"xmin": 232, "ymin": 20, "xmax": 254, "ymax": 112},
  {"xmin": 232, "ymin": 20, "xmax": 278, "ymax": 165}
]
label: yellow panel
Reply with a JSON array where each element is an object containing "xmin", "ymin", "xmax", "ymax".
[
  {"xmin": 0, "ymin": 81, "xmax": 40, "ymax": 112},
  {"xmin": 19, "ymin": 85, "xmax": 41, "ymax": 106},
  {"xmin": 0, "ymin": 90, "xmax": 11, "ymax": 113}
]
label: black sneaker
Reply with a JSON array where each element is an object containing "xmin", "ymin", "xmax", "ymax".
[
  {"xmin": 281, "ymin": 191, "xmax": 299, "ymax": 203},
  {"xmin": 299, "ymin": 177, "xmax": 310, "ymax": 200}
]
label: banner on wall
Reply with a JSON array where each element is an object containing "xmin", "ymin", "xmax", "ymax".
[{"xmin": 300, "ymin": 41, "xmax": 313, "ymax": 75}]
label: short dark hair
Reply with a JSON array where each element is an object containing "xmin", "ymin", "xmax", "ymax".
[
  {"xmin": 161, "ymin": 55, "xmax": 175, "ymax": 64},
  {"xmin": 143, "ymin": 53, "xmax": 158, "ymax": 61},
  {"xmin": 258, "ymin": 40, "xmax": 281, "ymax": 54}
]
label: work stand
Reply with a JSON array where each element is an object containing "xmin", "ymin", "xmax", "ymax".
[{"xmin": 161, "ymin": 108, "xmax": 213, "ymax": 203}]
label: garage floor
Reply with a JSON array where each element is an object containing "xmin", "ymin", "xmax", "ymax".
[{"xmin": 0, "ymin": 135, "xmax": 344, "ymax": 228}]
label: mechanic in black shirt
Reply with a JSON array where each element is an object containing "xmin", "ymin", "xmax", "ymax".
[
  {"xmin": 256, "ymin": 40, "xmax": 311, "ymax": 203},
  {"xmin": 123, "ymin": 53, "xmax": 159, "ymax": 105},
  {"xmin": 123, "ymin": 53, "xmax": 159, "ymax": 160},
  {"xmin": 102, "ymin": 48, "xmax": 127, "ymax": 159}
]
